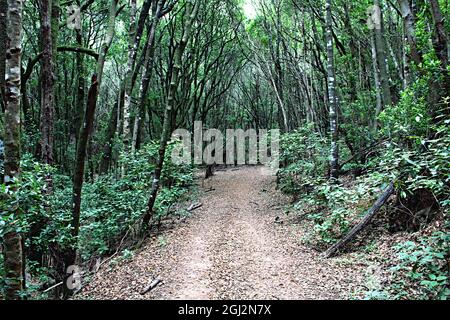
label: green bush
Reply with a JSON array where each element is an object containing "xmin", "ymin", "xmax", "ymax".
[
  {"xmin": 382, "ymin": 229, "xmax": 449, "ymax": 300},
  {"xmin": 0, "ymin": 140, "xmax": 194, "ymax": 290},
  {"xmin": 0, "ymin": 154, "xmax": 51, "ymax": 237},
  {"xmin": 379, "ymin": 79, "xmax": 432, "ymax": 143},
  {"xmin": 278, "ymin": 125, "xmax": 328, "ymax": 195}
]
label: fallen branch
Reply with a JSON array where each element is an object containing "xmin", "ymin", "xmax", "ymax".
[
  {"xmin": 323, "ymin": 181, "xmax": 395, "ymax": 258},
  {"xmin": 187, "ymin": 202, "xmax": 203, "ymax": 212},
  {"xmin": 43, "ymin": 281, "xmax": 64, "ymax": 293},
  {"xmin": 140, "ymin": 278, "xmax": 162, "ymax": 295}
]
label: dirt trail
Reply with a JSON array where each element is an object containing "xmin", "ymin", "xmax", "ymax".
[{"xmin": 77, "ymin": 167, "xmax": 367, "ymax": 300}]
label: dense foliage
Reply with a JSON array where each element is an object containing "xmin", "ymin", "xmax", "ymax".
[
  {"xmin": 1, "ymin": 142, "xmax": 193, "ymax": 296},
  {"xmin": 0, "ymin": 0, "xmax": 449, "ymax": 300}
]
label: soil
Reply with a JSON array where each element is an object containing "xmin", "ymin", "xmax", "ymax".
[{"xmin": 76, "ymin": 166, "xmax": 369, "ymax": 300}]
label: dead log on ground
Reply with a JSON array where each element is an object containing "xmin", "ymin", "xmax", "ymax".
[
  {"xmin": 140, "ymin": 278, "xmax": 162, "ymax": 295},
  {"xmin": 187, "ymin": 202, "xmax": 203, "ymax": 212},
  {"xmin": 323, "ymin": 181, "xmax": 395, "ymax": 258}
]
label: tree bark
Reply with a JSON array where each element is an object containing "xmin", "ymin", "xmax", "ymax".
[
  {"xmin": 0, "ymin": 0, "xmax": 6, "ymax": 111},
  {"xmin": 39, "ymin": 0, "xmax": 55, "ymax": 166},
  {"xmin": 373, "ymin": 0, "xmax": 392, "ymax": 108},
  {"xmin": 28, "ymin": 2, "xmax": 57, "ymax": 272},
  {"xmin": 428, "ymin": 0, "xmax": 450, "ymax": 102},
  {"xmin": 429, "ymin": 0, "xmax": 448, "ymax": 67},
  {"xmin": 122, "ymin": 0, "xmax": 138, "ymax": 161},
  {"xmin": 371, "ymin": 32, "xmax": 383, "ymax": 131},
  {"xmin": 100, "ymin": 0, "xmax": 156, "ymax": 171},
  {"xmin": 70, "ymin": 76, "xmax": 98, "ymax": 260},
  {"xmin": 3, "ymin": 0, "xmax": 25, "ymax": 300},
  {"xmin": 325, "ymin": 0, "xmax": 339, "ymax": 182},
  {"xmin": 274, "ymin": 0, "xmax": 287, "ymax": 132},
  {"xmin": 398, "ymin": 0, "xmax": 422, "ymax": 66},
  {"xmin": 75, "ymin": 30, "xmax": 85, "ymax": 146},
  {"xmin": 129, "ymin": 0, "xmax": 154, "ymax": 89},
  {"xmin": 99, "ymin": 94, "xmax": 120, "ymax": 174}
]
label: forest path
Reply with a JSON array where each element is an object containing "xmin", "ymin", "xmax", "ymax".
[{"xmin": 77, "ymin": 166, "xmax": 366, "ymax": 300}]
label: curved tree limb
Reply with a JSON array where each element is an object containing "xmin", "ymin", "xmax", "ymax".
[{"xmin": 21, "ymin": 46, "xmax": 98, "ymax": 84}]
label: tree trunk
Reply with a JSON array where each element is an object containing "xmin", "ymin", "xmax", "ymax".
[
  {"xmin": 39, "ymin": 0, "xmax": 55, "ymax": 167},
  {"xmin": 99, "ymin": 94, "xmax": 120, "ymax": 174},
  {"xmin": 324, "ymin": 182, "xmax": 395, "ymax": 258},
  {"xmin": 429, "ymin": 0, "xmax": 448, "ymax": 67},
  {"xmin": 132, "ymin": 0, "xmax": 165, "ymax": 154},
  {"xmin": 3, "ymin": 0, "xmax": 25, "ymax": 300},
  {"xmin": 28, "ymin": 0, "xmax": 57, "ymax": 276},
  {"xmin": 371, "ymin": 32, "xmax": 383, "ymax": 131},
  {"xmin": 100, "ymin": 0, "xmax": 154, "ymax": 170},
  {"xmin": 130, "ymin": 0, "xmax": 154, "ymax": 90},
  {"xmin": 428, "ymin": 0, "xmax": 450, "ymax": 103},
  {"xmin": 0, "ymin": 0, "xmax": 6, "ymax": 111},
  {"xmin": 64, "ymin": 0, "xmax": 118, "ymax": 294},
  {"xmin": 325, "ymin": 0, "xmax": 339, "ymax": 182},
  {"xmin": 66, "ymin": 76, "xmax": 98, "ymax": 286},
  {"xmin": 75, "ymin": 29, "xmax": 85, "ymax": 146},
  {"xmin": 142, "ymin": 0, "xmax": 199, "ymax": 230},
  {"xmin": 122, "ymin": 0, "xmax": 137, "ymax": 161},
  {"xmin": 398, "ymin": 0, "xmax": 422, "ymax": 66},
  {"xmin": 373, "ymin": 0, "xmax": 392, "ymax": 109},
  {"xmin": 274, "ymin": 0, "xmax": 287, "ymax": 133}
]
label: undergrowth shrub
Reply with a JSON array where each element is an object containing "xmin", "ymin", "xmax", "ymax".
[
  {"xmin": 389, "ymin": 229, "xmax": 449, "ymax": 300},
  {"xmin": 278, "ymin": 71, "xmax": 449, "ymax": 299},
  {"xmin": 379, "ymin": 78, "xmax": 432, "ymax": 143},
  {"xmin": 295, "ymin": 171, "xmax": 391, "ymax": 246},
  {"xmin": 364, "ymin": 227, "xmax": 449, "ymax": 300},
  {"xmin": 0, "ymin": 141, "xmax": 193, "ymax": 293},
  {"xmin": 277, "ymin": 124, "xmax": 328, "ymax": 196}
]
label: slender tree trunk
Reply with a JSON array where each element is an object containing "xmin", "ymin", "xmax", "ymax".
[
  {"xmin": 387, "ymin": 39, "xmax": 403, "ymax": 87},
  {"xmin": 132, "ymin": 0, "xmax": 164, "ymax": 154},
  {"xmin": 3, "ymin": 0, "xmax": 24, "ymax": 300},
  {"xmin": 142, "ymin": 0, "xmax": 199, "ymax": 230},
  {"xmin": 29, "ymin": 1, "xmax": 57, "ymax": 273},
  {"xmin": 371, "ymin": 32, "xmax": 383, "ymax": 130},
  {"xmin": 75, "ymin": 29, "xmax": 85, "ymax": 146},
  {"xmin": 398, "ymin": 0, "xmax": 422, "ymax": 66},
  {"xmin": 0, "ymin": 0, "xmax": 6, "ymax": 111},
  {"xmin": 325, "ymin": 0, "xmax": 339, "ymax": 182},
  {"xmin": 101, "ymin": 1, "xmax": 154, "ymax": 170},
  {"xmin": 429, "ymin": 0, "xmax": 448, "ymax": 67},
  {"xmin": 372, "ymin": 0, "xmax": 392, "ymax": 110},
  {"xmin": 64, "ymin": 0, "xmax": 118, "ymax": 293},
  {"xmin": 39, "ymin": 0, "xmax": 55, "ymax": 167},
  {"xmin": 99, "ymin": 94, "xmax": 120, "ymax": 174},
  {"xmin": 402, "ymin": 28, "xmax": 412, "ymax": 88},
  {"xmin": 428, "ymin": 0, "xmax": 450, "ymax": 101},
  {"xmin": 129, "ymin": 0, "xmax": 154, "ymax": 90},
  {"xmin": 51, "ymin": 0, "xmax": 60, "ymax": 58},
  {"xmin": 274, "ymin": 0, "xmax": 287, "ymax": 132},
  {"xmin": 122, "ymin": 0, "xmax": 137, "ymax": 161}
]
